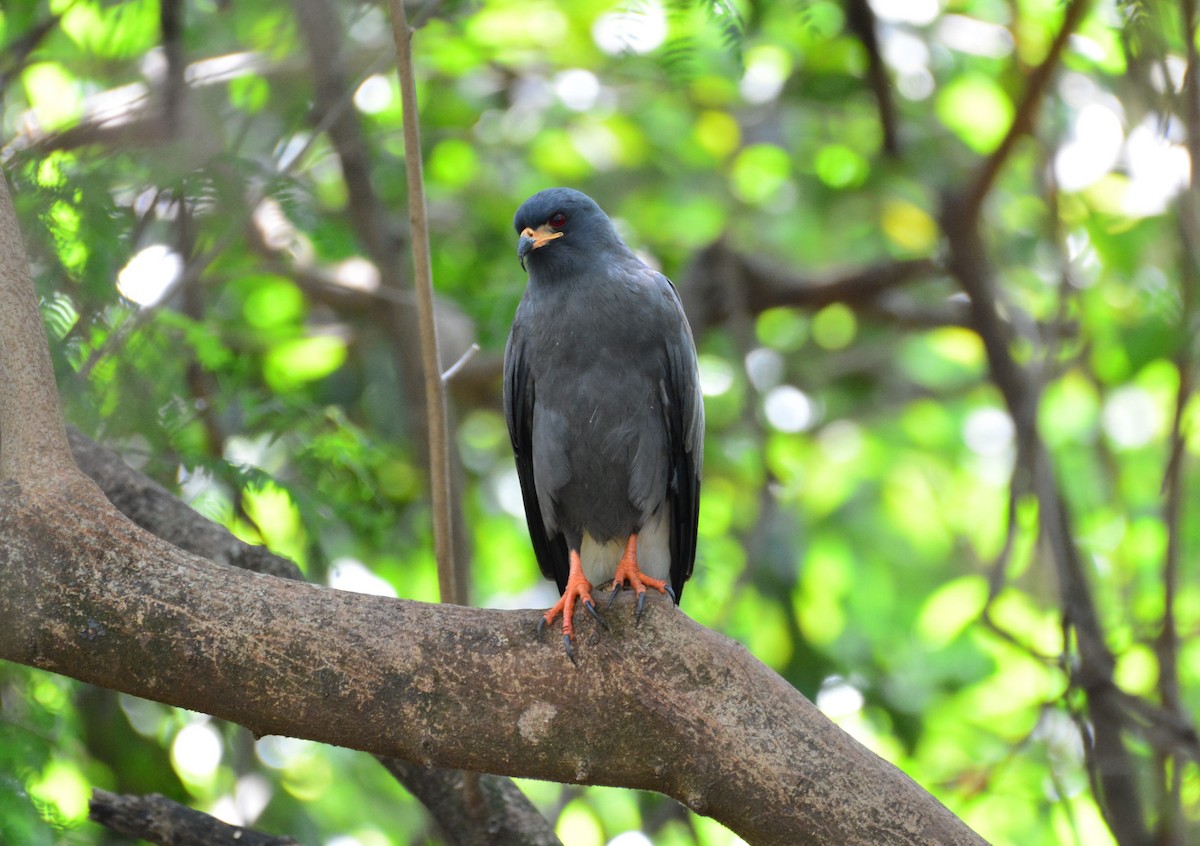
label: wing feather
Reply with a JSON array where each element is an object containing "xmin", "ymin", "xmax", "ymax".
[
  {"xmin": 656, "ymin": 274, "xmax": 704, "ymax": 601},
  {"xmin": 504, "ymin": 324, "xmax": 571, "ymax": 592}
]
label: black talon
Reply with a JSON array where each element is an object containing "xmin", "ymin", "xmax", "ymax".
[
  {"xmin": 665, "ymin": 585, "xmax": 677, "ymax": 605},
  {"xmin": 635, "ymin": 590, "xmax": 647, "ymax": 624},
  {"xmin": 537, "ymin": 617, "xmax": 547, "ymax": 640},
  {"xmin": 583, "ymin": 598, "xmax": 609, "ymax": 630},
  {"xmin": 563, "ymin": 634, "xmax": 577, "ymax": 666},
  {"xmin": 606, "ymin": 582, "xmax": 623, "ymax": 609}
]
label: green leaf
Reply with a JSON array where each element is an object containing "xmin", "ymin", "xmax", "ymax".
[
  {"xmin": 21, "ymin": 63, "xmax": 82, "ymax": 132},
  {"xmin": 917, "ymin": 576, "xmax": 988, "ymax": 648},
  {"xmin": 263, "ymin": 335, "xmax": 348, "ymax": 391},
  {"xmin": 936, "ymin": 74, "xmax": 1014, "ymax": 154},
  {"xmin": 730, "ymin": 143, "xmax": 791, "ymax": 205}
]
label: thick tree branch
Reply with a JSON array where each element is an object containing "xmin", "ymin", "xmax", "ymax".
[
  {"xmin": 1, "ymin": 118, "xmax": 988, "ymax": 846},
  {"xmin": 0, "ymin": 476, "xmax": 986, "ymax": 846},
  {"xmin": 0, "ymin": 215, "xmax": 984, "ymax": 842}
]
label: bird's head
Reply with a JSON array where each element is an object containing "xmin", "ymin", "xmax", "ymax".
[{"xmin": 513, "ymin": 187, "xmax": 624, "ymax": 275}]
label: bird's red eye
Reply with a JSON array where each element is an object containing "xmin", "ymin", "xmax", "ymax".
[{"xmin": 548, "ymin": 212, "xmax": 567, "ymax": 229}]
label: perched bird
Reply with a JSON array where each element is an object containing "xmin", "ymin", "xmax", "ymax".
[{"xmin": 503, "ymin": 187, "xmax": 704, "ymax": 661}]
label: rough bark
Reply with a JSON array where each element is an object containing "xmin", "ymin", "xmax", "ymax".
[{"xmin": 0, "ymin": 475, "xmax": 985, "ymax": 846}]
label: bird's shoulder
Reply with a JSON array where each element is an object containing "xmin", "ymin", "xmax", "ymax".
[{"xmin": 606, "ymin": 258, "xmax": 687, "ymax": 316}]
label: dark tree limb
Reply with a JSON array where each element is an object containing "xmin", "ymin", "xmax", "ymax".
[
  {"xmin": 680, "ymin": 239, "xmax": 945, "ymax": 337},
  {"xmin": 961, "ymin": 0, "xmax": 1094, "ymax": 222},
  {"xmin": 379, "ymin": 759, "xmax": 563, "ymax": 846},
  {"xmin": 844, "ymin": 0, "xmax": 901, "ymax": 156},
  {"xmin": 942, "ymin": 188, "xmax": 1150, "ymax": 846},
  {"xmin": 89, "ymin": 789, "xmax": 300, "ymax": 846}
]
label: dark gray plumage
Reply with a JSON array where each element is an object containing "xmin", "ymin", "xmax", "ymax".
[{"xmin": 503, "ymin": 187, "xmax": 704, "ymax": 656}]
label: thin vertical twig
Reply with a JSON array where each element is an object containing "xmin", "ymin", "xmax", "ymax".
[
  {"xmin": 386, "ymin": 0, "xmax": 478, "ymax": 815},
  {"xmin": 386, "ymin": 0, "xmax": 460, "ymax": 606}
]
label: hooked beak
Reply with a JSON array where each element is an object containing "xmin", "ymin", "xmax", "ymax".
[{"xmin": 517, "ymin": 225, "xmax": 564, "ymax": 271}]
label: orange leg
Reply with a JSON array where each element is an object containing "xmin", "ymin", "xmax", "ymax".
[
  {"xmin": 608, "ymin": 534, "xmax": 674, "ymax": 621},
  {"xmin": 539, "ymin": 549, "xmax": 605, "ymax": 664}
]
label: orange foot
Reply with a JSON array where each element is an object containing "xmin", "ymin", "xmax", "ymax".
[
  {"xmin": 538, "ymin": 549, "xmax": 607, "ymax": 664},
  {"xmin": 607, "ymin": 534, "xmax": 675, "ymax": 623}
]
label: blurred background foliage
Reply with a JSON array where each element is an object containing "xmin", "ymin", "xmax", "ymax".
[{"xmin": 0, "ymin": 0, "xmax": 1197, "ymax": 843}]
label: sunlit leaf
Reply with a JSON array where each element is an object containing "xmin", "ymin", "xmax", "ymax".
[
  {"xmin": 27, "ymin": 759, "xmax": 90, "ymax": 826},
  {"xmin": 881, "ymin": 199, "xmax": 938, "ymax": 253},
  {"xmin": 917, "ymin": 576, "xmax": 988, "ymax": 649},
  {"xmin": 811, "ymin": 303, "xmax": 856, "ymax": 350},
  {"xmin": 55, "ymin": 0, "xmax": 158, "ymax": 59},
  {"xmin": 729, "ymin": 143, "xmax": 791, "ymax": 205},
  {"xmin": 814, "ymin": 143, "xmax": 868, "ymax": 189},
  {"xmin": 935, "ymin": 74, "xmax": 1014, "ymax": 154},
  {"xmin": 21, "ymin": 62, "xmax": 82, "ymax": 133},
  {"xmin": 263, "ymin": 335, "xmax": 348, "ymax": 391}
]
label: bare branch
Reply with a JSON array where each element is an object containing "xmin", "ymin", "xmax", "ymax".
[
  {"xmin": 67, "ymin": 430, "xmax": 564, "ymax": 846},
  {"xmin": 962, "ymin": 0, "xmax": 1093, "ymax": 222},
  {"xmin": 379, "ymin": 759, "xmax": 563, "ymax": 846},
  {"xmin": 844, "ymin": 0, "xmax": 901, "ymax": 156},
  {"xmin": 291, "ymin": 0, "xmax": 472, "ymax": 602},
  {"xmin": 442, "ymin": 343, "xmax": 481, "ymax": 383},
  {"xmin": 89, "ymin": 788, "xmax": 300, "ymax": 846},
  {"xmin": 680, "ymin": 239, "xmax": 944, "ymax": 336}
]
